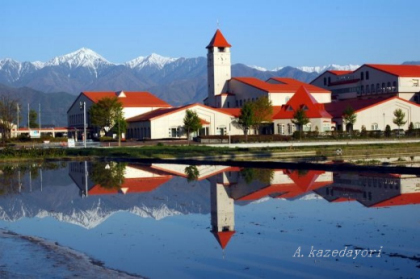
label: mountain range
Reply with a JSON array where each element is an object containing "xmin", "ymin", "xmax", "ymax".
[{"xmin": 0, "ymin": 48, "xmax": 359, "ymax": 104}]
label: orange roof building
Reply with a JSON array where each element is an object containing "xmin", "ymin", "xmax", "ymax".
[{"xmin": 311, "ymin": 64, "xmax": 420, "ymax": 104}]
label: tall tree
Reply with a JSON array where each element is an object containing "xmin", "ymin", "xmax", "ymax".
[
  {"xmin": 29, "ymin": 109, "xmax": 39, "ymax": 128},
  {"xmin": 183, "ymin": 109, "xmax": 202, "ymax": 144},
  {"xmin": 342, "ymin": 105, "xmax": 357, "ymax": 132},
  {"xmin": 393, "ymin": 108, "xmax": 407, "ymax": 137},
  {"xmin": 238, "ymin": 102, "xmax": 254, "ymax": 141},
  {"xmin": 89, "ymin": 97, "xmax": 123, "ymax": 135},
  {"xmin": 292, "ymin": 108, "xmax": 309, "ymax": 139},
  {"xmin": 252, "ymin": 97, "xmax": 273, "ymax": 134},
  {"xmin": 0, "ymin": 95, "xmax": 20, "ymax": 143}
]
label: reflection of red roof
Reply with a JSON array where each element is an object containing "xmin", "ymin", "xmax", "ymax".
[
  {"xmin": 365, "ymin": 64, "xmax": 420, "ymax": 77},
  {"xmin": 212, "ymin": 231, "xmax": 235, "ymax": 249},
  {"xmin": 237, "ymin": 170, "xmax": 333, "ymax": 201},
  {"xmin": 233, "ymin": 77, "xmax": 330, "ymax": 94},
  {"xmin": 200, "ymin": 118, "xmax": 210, "ymax": 125},
  {"xmin": 371, "ymin": 193, "xmax": 420, "ymax": 207},
  {"xmin": 206, "ymin": 29, "xmax": 231, "ymax": 49},
  {"xmin": 274, "ymin": 86, "xmax": 332, "ymax": 119},
  {"xmin": 331, "ymin": 197, "xmax": 356, "ymax": 203},
  {"xmin": 88, "ymin": 176, "xmax": 172, "ymax": 195}
]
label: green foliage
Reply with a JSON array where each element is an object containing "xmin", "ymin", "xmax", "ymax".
[
  {"xmin": 238, "ymin": 102, "xmax": 254, "ymax": 141},
  {"xmin": 240, "ymin": 168, "xmax": 273, "ymax": 184},
  {"xmin": 393, "ymin": 108, "xmax": 407, "ymax": 129},
  {"xmin": 29, "ymin": 109, "xmax": 39, "ymax": 128},
  {"xmin": 89, "ymin": 161, "xmax": 126, "ymax": 189},
  {"xmin": 252, "ymin": 97, "xmax": 273, "ymax": 133},
  {"xmin": 89, "ymin": 97, "xmax": 124, "ymax": 134},
  {"xmin": 385, "ymin": 125, "xmax": 391, "ymax": 137},
  {"xmin": 183, "ymin": 110, "xmax": 202, "ymax": 143},
  {"xmin": 184, "ymin": 165, "xmax": 199, "ymax": 182},
  {"xmin": 360, "ymin": 125, "xmax": 367, "ymax": 137},
  {"xmin": 292, "ymin": 108, "xmax": 309, "ymax": 139},
  {"xmin": 342, "ymin": 105, "xmax": 357, "ymax": 132},
  {"xmin": 0, "ymin": 95, "xmax": 20, "ymax": 142}
]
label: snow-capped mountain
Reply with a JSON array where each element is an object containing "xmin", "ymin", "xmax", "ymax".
[
  {"xmin": 125, "ymin": 53, "xmax": 177, "ymax": 69},
  {"xmin": 43, "ymin": 47, "xmax": 112, "ymax": 69},
  {"xmin": 296, "ymin": 64, "xmax": 360, "ymax": 73}
]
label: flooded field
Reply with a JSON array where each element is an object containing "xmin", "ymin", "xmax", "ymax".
[{"xmin": 0, "ymin": 161, "xmax": 419, "ymax": 278}]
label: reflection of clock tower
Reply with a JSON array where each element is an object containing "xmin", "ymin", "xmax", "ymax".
[
  {"xmin": 210, "ymin": 183, "xmax": 235, "ymax": 250},
  {"xmin": 206, "ymin": 29, "xmax": 232, "ymax": 108}
]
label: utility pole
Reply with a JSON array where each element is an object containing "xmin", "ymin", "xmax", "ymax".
[
  {"xmin": 39, "ymin": 103, "xmax": 41, "ymax": 130},
  {"xmin": 80, "ymin": 101, "xmax": 87, "ymax": 148},
  {"xmin": 27, "ymin": 103, "xmax": 30, "ymax": 129}
]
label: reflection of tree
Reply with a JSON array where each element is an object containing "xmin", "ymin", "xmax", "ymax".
[
  {"xmin": 184, "ymin": 165, "xmax": 199, "ymax": 182},
  {"xmin": 0, "ymin": 162, "xmax": 66, "ymax": 196},
  {"xmin": 89, "ymin": 162, "xmax": 126, "ymax": 189},
  {"xmin": 240, "ymin": 168, "xmax": 273, "ymax": 184}
]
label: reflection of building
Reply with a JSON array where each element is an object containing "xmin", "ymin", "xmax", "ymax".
[
  {"xmin": 315, "ymin": 173, "xmax": 420, "ymax": 207},
  {"xmin": 210, "ymin": 182, "xmax": 235, "ymax": 250},
  {"xmin": 69, "ymin": 162, "xmax": 173, "ymax": 197}
]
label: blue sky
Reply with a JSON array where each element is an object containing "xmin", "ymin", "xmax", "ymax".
[{"xmin": 1, "ymin": 0, "xmax": 419, "ymax": 69}]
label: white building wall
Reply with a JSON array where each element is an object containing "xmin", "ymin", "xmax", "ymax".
[
  {"xmin": 351, "ymin": 99, "xmax": 420, "ymax": 131},
  {"xmin": 229, "ymin": 80, "xmax": 266, "ymax": 105},
  {"xmin": 123, "ymin": 107, "xmax": 164, "ymax": 119}
]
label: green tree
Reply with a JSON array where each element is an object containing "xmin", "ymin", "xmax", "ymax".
[
  {"xmin": 89, "ymin": 97, "xmax": 124, "ymax": 136},
  {"xmin": 385, "ymin": 124, "xmax": 391, "ymax": 137},
  {"xmin": 0, "ymin": 95, "xmax": 20, "ymax": 143},
  {"xmin": 184, "ymin": 165, "xmax": 199, "ymax": 182},
  {"xmin": 111, "ymin": 113, "xmax": 127, "ymax": 145},
  {"xmin": 238, "ymin": 102, "xmax": 254, "ymax": 141},
  {"xmin": 29, "ymin": 109, "xmax": 38, "ymax": 128},
  {"xmin": 292, "ymin": 108, "xmax": 309, "ymax": 139},
  {"xmin": 89, "ymin": 161, "xmax": 126, "ymax": 189},
  {"xmin": 342, "ymin": 105, "xmax": 357, "ymax": 132},
  {"xmin": 393, "ymin": 108, "xmax": 407, "ymax": 137},
  {"xmin": 252, "ymin": 97, "xmax": 273, "ymax": 134},
  {"xmin": 183, "ymin": 109, "xmax": 202, "ymax": 144}
]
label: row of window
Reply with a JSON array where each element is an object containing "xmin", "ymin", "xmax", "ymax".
[
  {"xmin": 359, "ymin": 82, "xmax": 397, "ymax": 94},
  {"xmin": 69, "ymin": 114, "xmax": 86, "ymax": 126},
  {"xmin": 276, "ymin": 123, "xmax": 331, "ymax": 135},
  {"xmin": 127, "ymin": 127, "xmax": 151, "ymax": 139},
  {"xmin": 360, "ymin": 71, "xmax": 370, "ymax": 80},
  {"xmin": 369, "ymin": 122, "xmax": 420, "ymax": 130}
]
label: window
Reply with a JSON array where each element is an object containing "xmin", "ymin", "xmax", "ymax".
[
  {"xmin": 323, "ymin": 77, "xmax": 327, "ymax": 86},
  {"xmin": 413, "ymin": 79, "xmax": 419, "ymax": 87},
  {"xmin": 392, "ymin": 81, "xmax": 397, "ymax": 91},
  {"xmin": 323, "ymin": 123, "xmax": 330, "ymax": 132},
  {"xmin": 415, "ymin": 123, "xmax": 420, "ymax": 129},
  {"xmin": 303, "ymin": 123, "xmax": 311, "ymax": 132},
  {"xmin": 381, "ymin": 83, "xmax": 385, "ymax": 92},
  {"xmin": 328, "ymin": 77, "xmax": 331, "ymax": 84},
  {"xmin": 361, "ymin": 72, "xmax": 364, "ymax": 80},
  {"xmin": 371, "ymin": 123, "xmax": 378, "ymax": 130},
  {"xmin": 371, "ymin": 84, "xmax": 375, "ymax": 93},
  {"xmin": 366, "ymin": 71, "xmax": 369, "ymax": 80},
  {"xmin": 387, "ymin": 82, "xmax": 391, "ymax": 92}
]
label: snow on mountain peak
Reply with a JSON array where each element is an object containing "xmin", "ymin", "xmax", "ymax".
[
  {"xmin": 45, "ymin": 47, "xmax": 111, "ymax": 68},
  {"xmin": 125, "ymin": 53, "xmax": 177, "ymax": 69},
  {"xmin": 296, "ymin": 64, "xmax": 360, "ymax": 74}
]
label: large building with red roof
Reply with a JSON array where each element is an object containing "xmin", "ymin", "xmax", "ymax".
[
  {"xmin": 311, "ymin": 64, "xmax": 420, "ymax": 103},
  {"xmin": 204, "ymin": 29, "xmax": 331, "ymax": 109},
  {"xmin": 67, "ymin": 90, "xmax": 172, "ymax": 139}
]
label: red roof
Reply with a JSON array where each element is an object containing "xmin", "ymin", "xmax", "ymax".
[
  {"xmin": 324, "ymin": 96, "xmax": 420, "ymax": 118},
  {"xmin": 233, "ymin": 77, "xmax": 330, "ymax": 94},
  {"xmin": 328, "ymin": 70, "xmax": 352, "ymax": 75},
  {"xmin": 273, "ymin": 86, "xmax": 332, "ymax": 119},
  {"xmin": 126, "ymin": 103, "xmax": 236, "ymax": 122},
  {"xmin": 365, "ymin": 64, "xmax": 420, "ymax": 77},
  {"xmin": 206, "ymin": 29, "xmax": 231, "ymax": 49},
  {"xmin": 212, "ymin": 231, "xmax": 235, "ymax": 249},
  {"xmin": 88, "ymin": 176, "xmax": 172, "ymax": 195},
  {"xmin": 371, "ymin": 193, "xmax": 420, "ymax": 207},
  {"xmin": 82, "ymin": 91, "xmax": 171, "ymax": 108}
]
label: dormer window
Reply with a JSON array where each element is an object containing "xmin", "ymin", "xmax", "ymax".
[
  {"xmin": 287, "ymin": 106, "xmax": 294, "ymax": 111},
  {"xmin": 301, "ymin": 105, "xmax": 308, "ymax": 111}
]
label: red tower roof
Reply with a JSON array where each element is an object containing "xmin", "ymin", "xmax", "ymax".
[
  {"xmin": 212, "ymin": 231, "xmax": 235, "ymax": 249},
  {"xmin": 206, "ymin": 29, "xmax": 231, "ymax": 49}
]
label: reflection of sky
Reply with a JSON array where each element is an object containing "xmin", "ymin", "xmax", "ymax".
[
  {"xmin": 1, "ymin": 197, "xmax": 419, "ymax": 278},
  {"xmin": 0, "ymin": 163, "xmax": 419, "ymax": 278}
]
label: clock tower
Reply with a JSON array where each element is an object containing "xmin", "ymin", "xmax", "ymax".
[{"xmin": 206, "ymin": 29, "xmax": 232, "ymax": 107}]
